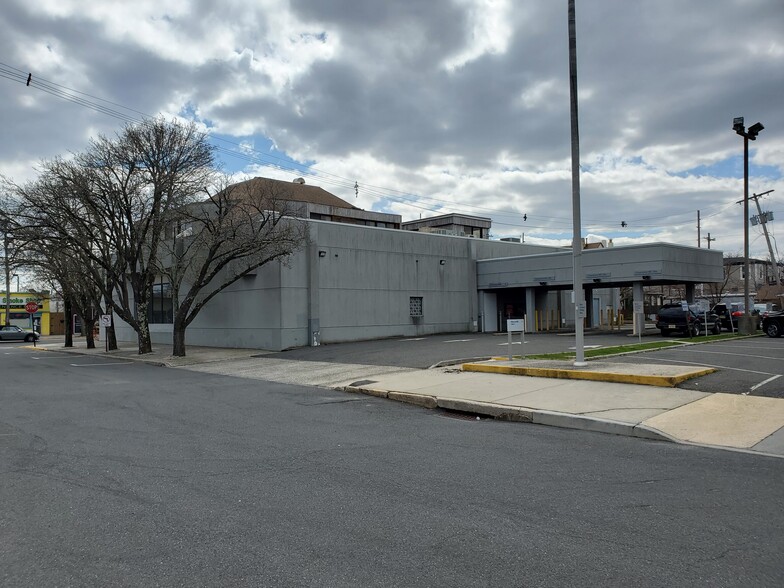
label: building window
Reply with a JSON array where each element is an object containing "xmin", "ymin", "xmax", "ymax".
[
  {"xmin": 409, "ymin": 296, "xmax": 423, "ymax": 317},
  {"xmin": 149, "ymin": 277, "xmax": 173, "ymax": 323}
]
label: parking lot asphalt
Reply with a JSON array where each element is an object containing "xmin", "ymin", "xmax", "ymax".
[{"xmin": 22, "ymin": 331, "xmax": 784, "ymax": 457}]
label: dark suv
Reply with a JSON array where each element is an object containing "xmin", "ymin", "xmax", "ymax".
[
  {"xmin": 761, "ymin": 310, "xmax": 784, "ymax": 338},
  {"xmin": 655, "ymin": 303, "xmax": 721, "ymax": 337}
]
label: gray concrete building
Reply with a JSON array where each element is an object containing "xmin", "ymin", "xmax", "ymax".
[{"xmin": 112, "ymin": 178, "xmax": 725, "ymax": 351}]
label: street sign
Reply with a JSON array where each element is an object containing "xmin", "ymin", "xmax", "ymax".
[
  {"xmin": 100, "ymin": 314, "xmax": 112, "ymax": 327},
  {"xmin": 25, "ymin": 301, "xmax": 38, "ymax": 313},
  {"xmin": 633, "ymin": 301, "xmax": 644, "ymax": 314}
]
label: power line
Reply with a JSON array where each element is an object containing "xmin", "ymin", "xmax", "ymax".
[{"xmin": 1, "ymin": 62, "xmax": 750, "ymax": 233}]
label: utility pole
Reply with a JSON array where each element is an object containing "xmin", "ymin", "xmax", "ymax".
[
  {"xmin": 704, "ymin": 233, "xmax": 715, "ymax": 249},
  {"xmin": 697, "ymin": 210, "xmax": 701, "ymax": 247},
  {"xmin": 749, "ymin": 189, "xmax": 780, "ymax": 285}
]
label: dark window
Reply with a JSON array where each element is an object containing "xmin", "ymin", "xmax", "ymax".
[{"xmin": 148, "ymin": 277, "xmax": 173, "ymax": 323}]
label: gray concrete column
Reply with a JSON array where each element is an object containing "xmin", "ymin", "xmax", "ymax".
[
  {"xmin": 685, "ymin": 283, "xmax": 695, "ymax": 303},
  {"xmin": 525, "ymin": 288, "xmax": 536, "ymax": 333},
  {"xmin": 633, "ymin": 281, "xmax": 645, "ymax": 336}
]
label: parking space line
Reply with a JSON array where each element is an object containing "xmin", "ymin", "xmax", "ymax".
[
  {"xmin": 666, "ymin": 348, "xmax": 783, "ymax": 360},
  {"xmin": 749, "ymin": 374, "xmax": 782, "ymax": 392},
  {"xmin": 638, "ymin": 356, "xmax": 779, "ymax": 376},
  {"xmin": 443, "ymin": 339, "xmax": 474, "ymax": 343}
]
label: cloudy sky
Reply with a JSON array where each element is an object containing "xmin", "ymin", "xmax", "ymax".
[{"xmin": 1, "ymin": 0, "xmax": 782, "ymax": 258}]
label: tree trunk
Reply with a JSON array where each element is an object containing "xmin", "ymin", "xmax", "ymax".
[
  {"xmin": 85, "ymin": 318, "xmax": 97, "ymax": 349},
  {"xmin": 137, "ymin": 328, "xmax": 152, "ymax": 355},
  {"xmin": 64, "ymin": 298, "xmax": 74, "ymax": 348},
  {"xmin": 135, "ymin": 300, "xmax": 153, "ymax": 354},
  {"xmin": 172, "ymin": 318, "xmax": 186, "ymax": 357},
  {"xmin": 107, "ymin": 324, "xmax": 118, "ymax": 351}
]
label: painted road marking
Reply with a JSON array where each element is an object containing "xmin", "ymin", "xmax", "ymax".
[
  {"xmin": 749, "ymin": 374, "xmax": 782, "ymax": 392},
  {"xmin": 639, "ymin": 356, "xmax": 778, "ymax": 376},
  {"xmin": 669, "ymin": 348, "xmax": 784, "ymax": 360},
  {"xmin": 402, "ymin": 338, "xmax": 427, "ymax": 341},
  {"xmin": 444, "ymin": 339, "xmax": 474, "ymax": 343}
]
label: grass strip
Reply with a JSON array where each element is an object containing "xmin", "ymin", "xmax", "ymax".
[{"xmin": 522, "ymin": 332, "xmax": 748, "ymax": 361}]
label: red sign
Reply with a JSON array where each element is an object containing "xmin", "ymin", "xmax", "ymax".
[{"xmin": 25, "ymin": 302, "xmax": 39, "ymax": 314}]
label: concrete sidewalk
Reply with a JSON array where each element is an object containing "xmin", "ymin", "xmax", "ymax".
[
  {"xmin": 339, "ymin": 364, "xmax": 784, "ymax": 458},
  {"xmin": 30, "ymin": 338, "xmax": 784, "ymax": 458}
]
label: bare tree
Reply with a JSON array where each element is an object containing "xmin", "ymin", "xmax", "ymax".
[
  {"xmin": 0, "ymin": 196, "xmax": 23, "ymax": 327},
  {"xmin": 703, "ymin": 251, "xmax": 741, "ymax": 306},
  {"xmin": 158, "ymin": 176, "xmax": 309, "ymax": 356},
  {"xmin": 8, "ymin": 118, "xmax": 215, "ymax": 355}
]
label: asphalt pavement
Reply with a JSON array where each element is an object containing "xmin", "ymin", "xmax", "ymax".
[{"xmin": 25, "ymin": 333, "xmax": 784, "ymax": 458}]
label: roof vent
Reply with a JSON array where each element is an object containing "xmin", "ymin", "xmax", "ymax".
[{"xmin": 293, "ymin": 177, "xmax": 306, "ymax": 184}]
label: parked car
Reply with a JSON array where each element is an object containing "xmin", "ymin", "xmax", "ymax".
[
  {"xmin": 710, "ymin": 302, "xmax": 747, "ymax": 331},
  {"xmin": 656, "ymin": 303, "xmax": 721, "ymax": 337},
  {"xmin": 756, "ymin": 304, "xmax": 780, "ymax": 330},
  {"xmin": 761, "ymin": 311, "xmax": 784, "ymax": 338},
  {"xmin": 0, "ymin": 325, "xmax": 40, "ymax": 342}
]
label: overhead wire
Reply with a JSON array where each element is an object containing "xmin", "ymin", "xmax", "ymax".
[{"xmin": 0, "ymin": 61, "xmax": 756, "ymax": 235}]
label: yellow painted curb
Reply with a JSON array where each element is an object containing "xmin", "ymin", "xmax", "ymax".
[{"xmin": 462, "ymin": 363, "xmax": 716, "ymax": 388}]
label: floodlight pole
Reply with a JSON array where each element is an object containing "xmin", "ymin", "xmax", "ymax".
[
  {"xmin": 743, "ymin": 131, "xmax": 751, "ymax": 328},
  {"xmin": 733, "ymin": 117, "xmax": 764, "ymax": 334},
  {"xmin": 568, "ymin": 0, "xmax": 585, "ymax": 365}
]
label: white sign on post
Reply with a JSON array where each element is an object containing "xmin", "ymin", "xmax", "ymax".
[
  {"xmin": 506, "ymin": 319, "xmax": 524, "ymax": 332},
  {"xmin": 633, "ymin": 301, "xmax": 644, "ymax": 314},
  {"xmin": 506, "ymin": 319, "xmax": 525, "ymax": 361},
  {"xmin": 576, "ymin": 303, "xmax": 587, "ymax": 319},
  {"xmin": 100, "ymin": 314, "xmax": 112, "ymax": 327}
]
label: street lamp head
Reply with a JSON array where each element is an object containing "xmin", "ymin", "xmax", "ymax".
[{"xmin": 747, "ymin": 122, "xmax": 764, "ymax": 139}]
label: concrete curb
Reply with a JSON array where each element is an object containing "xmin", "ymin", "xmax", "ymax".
[
  {"xmin": 30, "ymin": 345, "xmax": 171, "ymax": 366},
  {"xmin": 461, "ymin": 362, "xmax": 716, "ymax": 387},
  {"xmin": 339, "ymin": 385, "xmax": 673, "ymax": 443}
]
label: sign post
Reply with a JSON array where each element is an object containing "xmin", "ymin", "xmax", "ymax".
[
  {"xmin": 633, "ymin": 301, "xmax": 644, "ymax": 344},
  {"xmin": 100, "ymin": 314, "xmax": 112, "ymax": 352},
  {"xmin": 25, "ymin": 301, "xmax": 39, "ymax": 347},
  {"xmin": 506, "ymin": 319, "xmax": 525, "ymax": 361}
]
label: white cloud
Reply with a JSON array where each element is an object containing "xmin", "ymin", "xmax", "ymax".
[
  {"xmin": 443, "ymin": 0, "xmax": 513, "ymax": 70},
  {"xmin": 0, "ymin": 0, "xmax": 782, "ymax": 261}
]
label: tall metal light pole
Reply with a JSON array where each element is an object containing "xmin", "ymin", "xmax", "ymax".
[
  {"xmin": 568, "ymin": 0, "xmax": 586, "ymax": 365},
  {"xmin": 733, "ymin": 117, "xmax": 764, "ymax": 335}
]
